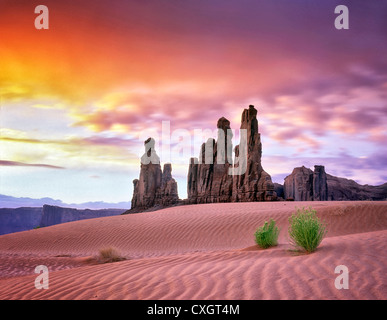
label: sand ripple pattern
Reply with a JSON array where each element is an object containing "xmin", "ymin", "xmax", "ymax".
[{"xmin": 0, "ymin": 201, "xmax": 386, "ymax": 299}]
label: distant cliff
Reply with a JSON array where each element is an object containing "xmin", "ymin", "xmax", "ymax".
[
  {"xmin": 281, "ymin": 165, "xmax": 387, "ymax": 201},
  {"xmin": 0, "ymin": 205, "xmax": 124, "ymax": 235},
  {"xmin": 40, "ymin": 205, "xmax": 124, "ymax": 227},
  {"xmin": 0, "ymin": 207, "xmax": 43, "ymax": 235}
]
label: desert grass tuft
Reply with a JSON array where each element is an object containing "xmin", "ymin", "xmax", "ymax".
[
  {"xmin": 97, "ymin": 246, "xmax": 126, "ymax": 263},
  {"xmin": 254, "ymin": 219, "xmax": 280, "ymax": 249},
  {"xmin": 288, "ymin": 207, "xmax": 327, "ymax": 253}
]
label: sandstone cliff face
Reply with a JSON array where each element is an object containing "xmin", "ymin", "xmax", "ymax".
[
  {"xmin": 187, "ymin": 105, "xmax": 276, "ymax": 204},
  {"xmin": 283, "ymin": 165, "xmax": 328, "ymax": 201},
  {"xmin": 40, "ymin": 205, "xmax": 123, "ymax": 227},
  {"xmin": 131, "ymin": 138, "xmax": 179, "ymax": 210},
  {"xmin": 313, "ymin": 165, "xmax": 328, "ymax": 201},
  {"xmin": 283, "ymin": 166, "xmax": 314, "ymax": 201}
]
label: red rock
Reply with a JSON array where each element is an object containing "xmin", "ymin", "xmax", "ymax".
[
  {"xmin": 188, "ymin": 105, "xmax": 277, "ymax": 204},
  {"xmin": 131, "ymin": 138, "xmax": 179, "ymax": 210}
]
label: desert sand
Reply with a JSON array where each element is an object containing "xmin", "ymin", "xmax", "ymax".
[{"xmin": 0, "ymin": 201, "xmax": 386, "ymax": 300}]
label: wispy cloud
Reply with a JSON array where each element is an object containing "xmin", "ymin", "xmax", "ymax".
[{"xmin": 0, "ymin": 160, "xmax": 65, "ymax": 169}]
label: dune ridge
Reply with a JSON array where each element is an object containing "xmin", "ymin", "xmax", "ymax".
[{"xmin": 0, "ymin": 201, "xmax": 386, "ymax": 299}]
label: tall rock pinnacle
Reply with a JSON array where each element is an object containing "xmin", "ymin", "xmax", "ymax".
[{"xmin": 232, "ymin": 105, "xmax": 277, "ymax": 201}]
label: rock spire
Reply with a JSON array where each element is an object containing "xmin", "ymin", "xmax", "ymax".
[{"xmin": 131, "ymin": 138, "xmax": 179, "ymax": 210}]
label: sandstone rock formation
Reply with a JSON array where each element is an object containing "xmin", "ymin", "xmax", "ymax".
[
  {"xmin": 232, "ymin": 105, "xmax": 277, "ymax": 201},
  {"xmin": 155, "ymin": 163, "xmax": 180, "ymax": 206},
  {"xmin": 131, "ymin": 137, "xmax": 179, "ymax": 210},
  {"xmin": 187, "ymin": 116, "xmax": 234, "ymax": 204},
  {"xmin": 130, "ymin": 107, "xmax": 386, "ymax": 210},
  {"xmin": 131, "ymin": 138, "xmax": 162, "ymax": 209},
  {"xmin": 211, "ymin": 117, "xmax": 234, "ymax": 202},
  {"xmin": 283, "ymin": 166, "xmax": 314, "ymax": 201},
  {"xmin": 187, "ymin": 105, "xmax": 277, "ymax": 204},
  {"xmin": 283, "ymin": 165, "xmax": 328, "ymax": 201}
]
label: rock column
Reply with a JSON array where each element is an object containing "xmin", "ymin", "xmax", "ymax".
[{"xmin": 131, "ymin": 137, "xmax": 179, "ymax": 210}]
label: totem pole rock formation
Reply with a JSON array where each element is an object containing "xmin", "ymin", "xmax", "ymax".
[
  {"xmin": 187, "ymin": 105, "xmax": 277, "ymax": 203},
  {"xmin": 131, "ymin": 137, "xmax": 179, "ymax": 210}
]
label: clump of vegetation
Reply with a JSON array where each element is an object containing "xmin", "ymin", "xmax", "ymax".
[
  {"xmin": 97, "ymin": 246, "xmax": 126, "ymax": 263},
  {"xmin": 288, "ymin": 207, "xmax": 327, "ymax": 253},
  {"xmin": 254, "ymin": 219, "xmax": 280, "ymax": 249}
]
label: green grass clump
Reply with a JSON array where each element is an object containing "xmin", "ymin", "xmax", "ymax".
[
  {"xmin": 254, "ymin": 219, "xmax": 279, "ymax": 249},
  {"xmin": 288, "ymin": 207, "xmax": 327, "ymax": 253}
]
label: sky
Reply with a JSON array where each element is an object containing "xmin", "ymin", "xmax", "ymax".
[{"xmin": 1, "ymin": 0, "xmax": 387, "ymax": 204}]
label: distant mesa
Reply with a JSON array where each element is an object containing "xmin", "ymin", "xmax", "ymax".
[
  {"xmin": 0, "ymin": 205, "xmax": 123, "ymax": 235},
  {"xmin": 0, "ymin": 207, "xmax": 43, "ymax": 235},
  {"xmin": 40, "ymin": 205, "xmax": 123, "ymax": 228},
  {"xmin": 0, "ymin": 195, "xmax": 129, "ymax": 235}
]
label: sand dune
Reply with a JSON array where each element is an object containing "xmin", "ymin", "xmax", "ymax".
[{"xmin": 0, "ymin": 201, "xmax": 386, "ymax": 299}]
